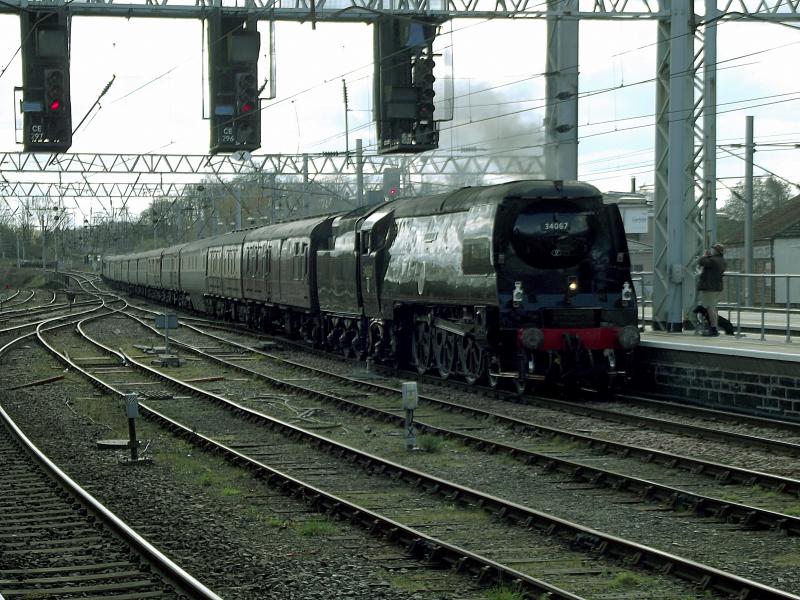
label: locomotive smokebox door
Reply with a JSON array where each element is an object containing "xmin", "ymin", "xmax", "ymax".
[{"xmin": 401, "ymin": 382, "xmax": 419, "ymax": 410}]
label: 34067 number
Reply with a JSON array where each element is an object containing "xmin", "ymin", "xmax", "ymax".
[{"xmin": 543, "ymin": 221, "xmax": 569, "ymax": 231}]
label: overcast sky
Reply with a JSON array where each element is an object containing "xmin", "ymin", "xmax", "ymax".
[{"xmin": 0, "ymin": 12, "xmax": 798, "ymax": 218}]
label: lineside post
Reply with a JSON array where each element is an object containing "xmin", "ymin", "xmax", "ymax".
[{"xmin": 402, "ymin": 382, "xmax": 418, "ymax": 451}]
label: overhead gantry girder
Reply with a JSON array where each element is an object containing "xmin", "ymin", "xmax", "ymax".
[
  {"xmin": 2, "ymin": 0, "xmax": 798, "ymax": 19},
  {"xmin": 0, "ymin": 151, "xmax": 546, "ymax": 177},
  {"xmin": 0, "ymin": 151, "xmax": 548, "ymax": 211}
]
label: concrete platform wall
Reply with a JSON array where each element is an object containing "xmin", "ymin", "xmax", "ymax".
[{"xmin": 631, "ymin": 346, "xmax": 800, "ymax": 422}]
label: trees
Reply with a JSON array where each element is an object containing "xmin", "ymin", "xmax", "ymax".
[{"xmin": 722, "ymin": 176, "xmax": 793, "ymax": 221}]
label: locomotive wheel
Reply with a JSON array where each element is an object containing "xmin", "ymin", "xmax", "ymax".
[
  {"xmin": 433, "ymin": 329, "xmax": 456, "ymax": 379},
  {"xmin": 412, "ymin": 322, "xmax": 433, "ymax": 374},
  {"xmin": 460, "ymin": 336, "xmax": 485, "ymax": 385},
  {"xmin": 384, "ymin": 326, "xmax": 400, "ymax": 368},
  {"xmin": 341, "ymin": 329, "xmax": 355, "ymax": 358}
]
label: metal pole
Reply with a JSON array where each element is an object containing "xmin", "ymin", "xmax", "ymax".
[
  {"xmin": 786, "ymin": 275, "xmax": 792, "ymax": 344},
  {"xmin": 665, "ymin": 0, "xmax": 694, "ymax": 331},
  {"xmin": 125, "ymin": 393, "xmax": 139, "ymax": 461},
  {"xmin": 342, "ymin": 79, "xmax": 350, "ymax": 158},
  {"xmin": 744, "ymin": 115, "xmax": 754, "ymax": 305},
  {"xmin": 703, "ymin": 0, "xmax": 718, "ymax": 245},
  {"xmin": 544, "ymin": 0, "xmax": 579, "ymax": 180},
  {"xmin": 356, "ymin": 138, "xmax": 364, "ymax": 207},
  {"xmin": 302, "ymin": 154, "xmax": 309, "ymax": 216},
  {"xmin": 177, "ymin": 199, "xmax": 184, "ymax": 242},
  {"xmin": 128, "ymin": 417, "xmax": 138, "ymax": 461},
  {"xmin": 760, "ymin": 273, "xmax": 766, "ymax": 341},
  {"xmin": 234, "ymin": 186, "xmax": 242, "ymax": 231}
]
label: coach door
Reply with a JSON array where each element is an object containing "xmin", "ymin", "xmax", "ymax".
[{"xmin": 359, "ymin": 211, "xmax": 392, "ymax": 318}]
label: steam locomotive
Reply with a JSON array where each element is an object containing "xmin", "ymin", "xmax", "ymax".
[{"xmin": 103, "ymin": 180, "xmax": 639, "ymax": 391}]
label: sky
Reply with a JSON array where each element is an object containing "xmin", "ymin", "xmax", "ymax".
[{"xmin": 0, "ymin": 9, "xmax": 799, "ymax": 220}]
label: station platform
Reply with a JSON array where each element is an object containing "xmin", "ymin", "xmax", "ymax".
[
  {"xmin": 640, "ymin": 328, "xmax": 800, "ymax": 363},
  {"xmin": 632, "ymin": 326, "xmax": 800, "ymax": 421}
]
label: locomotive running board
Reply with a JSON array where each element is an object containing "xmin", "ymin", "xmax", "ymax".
[{"xmin": 432, "ymin": 317, "xmax": 471, "ymax": 337}]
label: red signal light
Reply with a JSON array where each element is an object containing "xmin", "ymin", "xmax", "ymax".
[
  {"xmin": 241, "ymin": 102, "xmax": 254, "ymax": 114},
  {"xmin": 49, "ymin": 99, "xmax": 61, "ymax": 111},
  {"xmin": 388, "ymin": 186, "xmax": 398, "ymax": 197}
]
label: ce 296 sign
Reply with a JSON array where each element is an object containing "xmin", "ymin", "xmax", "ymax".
[{"xmin": 220, "ymin": 125, "xmax": 235, "ymax": 145}]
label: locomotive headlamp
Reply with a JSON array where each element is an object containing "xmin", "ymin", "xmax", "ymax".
[
  {"xmin": 621, "ymin": 281, "xmax": 633, "ymax": 305},
  {"xmin": 617, "ymin": 325, "xmax": 640, "ymax": 349},
  {"xmin": 567, "ymin": 276, "xmax": 578, "ymax": 294},
  {"xmin": 512, "ymin": 281, "xmax": 524, "ymax": 307}
]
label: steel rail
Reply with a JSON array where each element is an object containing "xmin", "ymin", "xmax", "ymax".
[
  {"xmin": 133, "ymin": 314, "xmax": 800, "ymax": 500},
  {"xmin": 515, "ymin": 392, "xmax": 800, "ymax": 457},
  {"xmin": 613, "ymin": 392, "xmax": 800, "ymax": 434},
  {"xmin": 0, "ymin": 404, "xmax": 212, "ymax": 599},
  {"xmin": 104, "ymin": 343, "xmax": 800, "ymax": 600},
  {"xmin": 92, "ymin": 291, "xmax": 800, "ymax": 510},
  {"xmin": 4, "ymin": 307, "xmax": 226, "ymax": 600},
  {"xmin": 57, "ymin": 295, "xmax": 800, "ymax": 598},
  {"xmin": 0, "ymin": 299, "xmax": 97, "ymax": 321},
  {"xmin": 0, "ymin": 289, "xmax": 28, "ymax": 311},
  {"xmin": 54, "ymin": 312, "xmax": 589, "ymax": 600},
  {"xmin": 393, "ymin": 360, "xmax": 800, "ymax": 457},
  {"xmin": 64, "ymin": 306, "xmax": 791, "ymax": 600},
  {"xmin": 116, "ymin": 311, "xmax": 800, "ymax": 536}
]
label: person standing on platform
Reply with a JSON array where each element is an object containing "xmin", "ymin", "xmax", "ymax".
[{"xmin": 697, "ymin": 243, "xmax": 727, "ymax": 337}]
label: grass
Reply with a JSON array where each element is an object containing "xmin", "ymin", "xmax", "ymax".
[
  {"xmin": 773, "ymin": 553, "xmax": 800, "ymax": 567},
  {"xmin": 609, "ymin": 571, "xmax": 648, "ymax": 588},
  {"xmin": 417, "ymin": 433, "xmax": 442, "ymax": 453},
  {"xmin": 295, "ymin": 519, "xmax": 338, "ymax": 536},
  {"xmin": 485, "ymin": 585, "xmax": 524, "ymax": 600}
]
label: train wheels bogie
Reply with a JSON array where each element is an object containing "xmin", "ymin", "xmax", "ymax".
[
  {"xmin": 412, "ymin": 322, "xmax": 433, "ymax": 375},
  {"xmin": 433, "ymin": 329, "xmax": 456, "ymax": 379},
  {"xmin": 459, "ymin": 335, "xmax": 486, "ymax": 386}
]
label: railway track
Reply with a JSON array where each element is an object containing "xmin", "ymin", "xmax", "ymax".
[
  {"xmin": 82, "ymin": 291, "xmax": 800, "ymax": 513},
  {"xmin": 0, "ymin": 305, "xmax": 221, "ymax": 600},
  {"xmin": 117, "ymin": 289, "xmax": 800, "ymax": 462},
  {"xmin": 113, "ymin": 311, "xmax": 800, "ymax": 507},
  {"xmin": 0, "ymin": 288, "xmax": 26, "ymax": 310},
  {"xmin": 35, "ymin": 306, "xmax": 797, "ymax": 598},
  {"xmin": 0, "ymin": 288, "xmax": 60, "ymax": 315}
]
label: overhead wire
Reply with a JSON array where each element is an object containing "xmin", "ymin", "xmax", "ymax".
[{"xmin": 5, "ymin": 0, "xmax": 799, "ymax": 223}]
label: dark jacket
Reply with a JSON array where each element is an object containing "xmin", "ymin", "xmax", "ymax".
[{"xmin": 698, "ymin": 253, "xmax": 726, "ymax": 292}]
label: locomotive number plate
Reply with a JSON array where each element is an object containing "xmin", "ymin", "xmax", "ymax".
[{"xmin": 543, "ymin": 221, "xmax": 570, "ymax": 231}]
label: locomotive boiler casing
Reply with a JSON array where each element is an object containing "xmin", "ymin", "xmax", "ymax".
[
  {"xmin": 368, "ymin": 180, "xmax": 638, "ymax": 386},
  {"xmin": 372, "ymin": 186, "xmax": 498, "ymax": 317}
]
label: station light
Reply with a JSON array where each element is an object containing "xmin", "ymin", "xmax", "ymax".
[
  {"xmin": 208, "ymin": 11, "xmax": 261, "ymax": 154},
  {"xmin": 235, "ymin": 71, "xmax": 257, "ymax": 115},
  {"xmin": 383, "ymin": 168, "xmax": 402, "ymax": 199},
  {"xmin": 414, "ymin": 57, "xmax": 436, "ymax": 121},
  {"xmin": 20, "ymin": 10, "xmax": 72, "ymax": 152},
  {"xmin": 413, "ymin": 56, "xmax": 438, "ymax": 146},
  {"xmin": 45, "ymin": 69, "xmax": 65, "ymax": 112}
]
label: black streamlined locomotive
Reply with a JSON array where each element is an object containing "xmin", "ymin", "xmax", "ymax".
[{"xmin": 103, "ymin": 180, "xmax": 639, "ymax": 391}]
